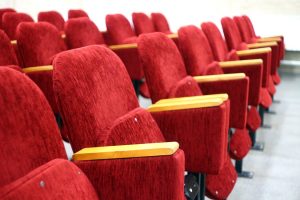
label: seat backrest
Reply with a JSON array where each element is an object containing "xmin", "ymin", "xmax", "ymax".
[
  {"xmin": 16, "ymin": 22, "xmax": 67, "ymax": 67},
  {"xmin": 233, "ymin": 16, "xmax": 253, "ymax": 43},
  {"xmin": 105, "ymin": 14, "xmax": 136, "ymax": 44},
  {"xmin": 0, "ymin": 8, "xmax": 15, "ymax": 29},
  {"xmin": 2, "ymin": 12, "xmax": 33, "ymax": 40},
  {"xmin": 53, "ymin": 45, "xmax": 141, "ymax": 152},
  {"xmin": 151, "ymin": 13, "xmax": 171, "ymax": 33},
  {"xmin": 68, "ymin": 9, "xmax": 89, "ymax": 19},
  {"xmin": 221, "ymin": 17, "xmax": 244, "ymax": 50},
  {"xmin": 65, "ymin": 17, "xmax": 105, "ymax": 49},
  {"xmin": 242, "ymin": 15, "xmax": 257, "ymax": 38},
  {"xmin": 0, "ymin": 67, "xmax": 66, "ymax": 187},
  {"xmin": 38, "ymin": 11, "xmax": 65, "ymax": 32},
  {"xmin": 201, "ymin": 22, "xmax": 229, "ymax": 62},
  {"xmin": 0, "ymin": 30, "xmax": 19, "ymax": 65},
  {"xmin": 138, "ymin": 32, "xmax": 202, "ymax": 103},
  {"xmin": 178, "ymin": 25, "xmax": 216, "ymax": 76},
  {"xmin": 132, "ymin": 12, "xmax": 155, "ymax": 35}
]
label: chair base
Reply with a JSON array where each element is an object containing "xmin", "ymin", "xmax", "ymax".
[
  {"xmin": 189, "ymin": 173, "xmax": 206, "ymax": 200},
  {"xmin": 266, "ymin": 110, "xmax": 276, "ymax": 115},
  {"xmin": 251, "ymin": 142, "xmax": 265, "ymax": 151},
  {"xmin": 261, "ymin": 124, "xmax": 272, "ymax": 129},
  {"xmin": 237, "ymin": 171, "xmax": 254, "ymax": 179},
  {"xmin": 273, "ymin": 99, "xmax": 281, "ymax": 104}
]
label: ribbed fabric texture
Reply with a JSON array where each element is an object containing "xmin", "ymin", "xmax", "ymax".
[
  {"xmin": 38, "ymin": 11, "xmax": 65, "ymax": 32},
  {"xmin": 0, "ymin": 68, "xmax": 66, "ymax": 187},
  {"xmin": 65, "ymin": 17, "xmax": 105, "ymax": 49},
  {"xmin": 0, "ymin": 30, "xmax": 19, "ymax": 65},
  {"xmin": 247, "ymin": 106, "xmax": 262, "ymax": 132},
  {"xmin": 229, "ymin": 128, "xmax": 252, "ymax": 160},
  {"xmin": 76, "ymin": 150, "xmax": 185, "ymax": 200},
  {"xmin": 138, "ymin": 32, "xmax": 194, "ymax": 103},
  {"xmin": 53, "ymin": 45, "xmax": 164, "ymax": 152},
  {"xmin": 68, "ymin": 9, "xmax": 89, "ymax": 19},
  {"xmin": 132, "ymin": 12, "xmax": 155, "ymax": 35},
  {"xmin": 0, "ymin": 8, "xmax": 15, "ymax": 29},
  {"xmin": 0, "ymin": 159, "xmax": 99, "ymax": 200},
  {"xmin": 206, "ymin": 155, "xmax": 237, "ymax": 200},
  {"xmin": 221, "ymin": 17, "xmax": 245, "ymax": 51},
  {"xmin": 177, "ymin": 25, "xmax": 248, "ymax": 129},
  {"xmin": 2, "ymin": 12, "xmax": 33, "ymax": 39},
  {"xmin": 106, "ymin": 14, "xmax": 137, "ymax": 44},
  {"xmin": 151, "ymin": 13, "xmax": 171, "ymax": 33},
  {"xmin": 151, "ymin": 101, "xmax": 229, "ymax": 174}
]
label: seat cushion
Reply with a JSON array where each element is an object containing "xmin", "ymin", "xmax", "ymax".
[{"xmin": 229, "ymin": 128, "xmax": 251, "ymax": 160}]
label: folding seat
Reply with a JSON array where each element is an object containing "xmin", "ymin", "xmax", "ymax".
[
  {"xmin": 243, "ymin": 15, "xmax": 285, "ymax": 60},
  {"xmin": 68, "ymin": 9, "xmax": 89, "ymax": 19},
  {"xmin": 38, "ymin": 11, "xmax": 65, "ymax": 33},
  {"xmin": 0, "ymin": 66, "xmax": 184, "ymax": 200},
  {"xmin": 132, "ymin": 12, "xmax": 156, "ymax": 35},
  {"xmin": 202, "ymin": 21, "xmax": 272, "ymax": 128},
  {"xmin": 105, "ymin": 14, "xmax": 148, "ymax": 96},
  {"xmin": 138, "ymin": 33, "xmax": 238, "ymax": 199},
  {"xmin": 151, "ymin": 12, "xmax": 172, "ymax": 34},
  {"xmin": 234, "ymin": 16, "xmax": 282, "ymax": 84},
  {"xmin": 0, "ymin": 8, "xmax": 15, "ymax": 29},
  {"xmin": 221, "ymin": 17, "xmax": 277, "ymax": 98},
  {"xmin": 2, "ymin": 12, "xmax": 33, "ymax": 40}
]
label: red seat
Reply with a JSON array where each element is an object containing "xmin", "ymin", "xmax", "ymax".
[
  {"xmin": 138, "ymin": 33, "xmax": 237, "ymax": 200},
  {"xmin": 234, "ymin": 16, "xmax": 281, "ymax": 84},
  {"xmin": 52, "ymin": 45, "xmax": 185, "ymax": 199},
  {"xmin": 151, "ymin": 13, "xmax": 172, "ymax": 34},
  {"xmin": 2, "ymin": 12, "xmax": 33, "ymax": 40},
  {"xmin": 0, "ymin": 30, "xmax": 19, "ymax": 67},
  {"xmin": 38, "ymin": 11, "xmax": 65, "ymax": 32},
  {"xmin": 0, "ymin": 66, "xmax": 184, "ymax": 200},
  {"xmin": 221, "ymin": 17, "xmax": 276, "ymax": 98},
  {"xmin": 132, "ymin": 12, "xmax": 156, "ymax": 35},
  {"xmin": 16, "ymin": 22, "xmax": 66, "ymax": 117},
  {"xmin": 0, "ymin": 8, "xmax": 16, "ymax": 29},
  {"xmin": 201, "ymin": 22, "xmax": 264, "ymax": 131},
  {"xmin": 68, "ymin": 9, "xmax": 89, "ymax": 19}
]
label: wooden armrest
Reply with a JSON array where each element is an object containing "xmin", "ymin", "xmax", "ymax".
[
  {"xmin": 72, "ymin": 142, "xmax": 179, "ymax": 161},
  {"xmin": 22, "ymin": 65, "xmax": 53, "ymax": 73},
  {"xmin": 167, "ymin": 33, "xmax": 178, "ymax": 39},
  {"xmin": 257, "ymin": 37, "xmax": 281, "ymax": 43},
  {"xmin": 193, "ymin": 73, "xmax": 246, "ymax": 83},
  {"xmin": 11, "ymin": 40, "xmax": 17, "ymax": 45},
  {"xmin": 236, "ymin": 47, "xmax": 271, "ymax": 56},
  {"xmin": 247, "ymin": 41, "xmax": 277, "ymax": 49},
  {"xmin": 109, "ymin": 43, "xmax": 137, "ymax": 50},
  {"xmin": 156, "ymin": 94, "xmax": 228, "ymax": 104},
  {"xmin": 219, "ymin": 59, "xmax": 262, "ymax": 68},
  {"xmin": 148, "ymin": 97, "xmax": 225, "ymax": 112}
]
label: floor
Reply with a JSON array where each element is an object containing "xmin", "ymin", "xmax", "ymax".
[
  {"xmin": 228, "ymin": 72, "xmax": 300, "ymax": 200},
  {"xmin": 63, "ymin": 71, "xmax": 300, "ymax": 200}
]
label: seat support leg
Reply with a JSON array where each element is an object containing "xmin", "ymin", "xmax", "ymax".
[
  {"xmin": 249, "ymin": 131, "xmax": 264, "ymax": 151},
  {"xmin": 235, "ymin": 159, "xmax": 254, "ymax": 179},
  {"xmin": 259, "ymin": 106, "xmax": 271, "ymax": 129}
]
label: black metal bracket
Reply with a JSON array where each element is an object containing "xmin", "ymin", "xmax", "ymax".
[
  {"xmin": 235, "ymin": 160, "xmax": 254, "ymax": 179},
  {"xmin": 249, "ymin": 131, "xmax": 265, "ymax": 151}
]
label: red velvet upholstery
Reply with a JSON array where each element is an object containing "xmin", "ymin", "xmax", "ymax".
[
  {"xmin": 64, "ymin": 17, "xmax": 105, "ymax": 49},
  {"xmin": 68, "ymin": 9, "xmax": 89, "ymax": 19},
  {"xmin": 229, "ymin": 129, "xmax": 252, "ymax": 160},
  {"xmin": 138, "ymin": 33, "xmax": 237, "ymax": 199},
  {"xmin": 2, "ymin": 12, "xmax": 33, "ymax": 40},
  {"xmin": 105, "ymin": 14, "xmax": 137, "ymax": 44},
  {"xmin": 234, "ymin": 16, "xmax": 281, "ymax": 85},
  {"xmin": 0, "ymin": 67, "xmax": 66, "ymax": 187},
  {"xmin": 0, "ymin": 30, "xmax": 19, "ymax": 65},
  {"xmin": 0, "ymin": 159, "xmax": 99, "ymax": 200},
  {"xmin": 132, "ymin": 12, "xmax": 155, "ymax": 35},
  {"xmin": 53, "ymin": 45, "xmax": 164, "ymax": 151},
  {"xmin": 0, "ymin": 66, "xmax": 185, "ymax": 200},
  {"xmin": 178, "ymin": 25, "xmax": 249, "ymax": 129},
  {"xmin": 16, "ymin": 22, "xmax": 67, "ymax": 114},
  {"xmin": 0, "ymin": 8, "xmax": 15, "ymax": 29},
  {"xmin": 206, "ymin": 155, "xmax": 237, "ymax": 200},
  {"xmin": 38, "ymin": 11, "xmax": 65, "ymax": 32},
  {"xmin": 76, "ymin": 150, "xmax": 185, "ymax": 200},
  {"xmin": 151, "ymin": 13, "xmax": 171, "ymax": 33}
]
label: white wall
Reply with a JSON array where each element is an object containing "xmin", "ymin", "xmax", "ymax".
[{"xmin": 1, "ymin": 0, "xmax": 299, "ymax": 50}]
